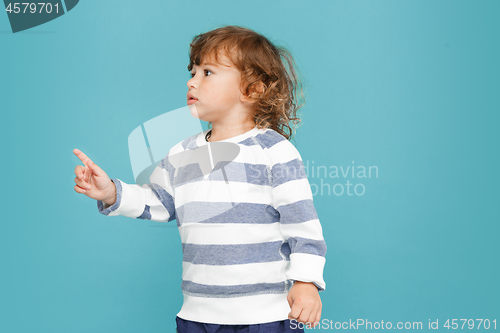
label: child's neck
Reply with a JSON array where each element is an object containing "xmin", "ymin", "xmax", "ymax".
[{"xmin": 207, "ymin": 121, "xmax": 256, "ymax": 142}]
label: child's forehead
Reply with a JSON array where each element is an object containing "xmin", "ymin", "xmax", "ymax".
[{"xmin": 198, "ymin": 50, "xmax": 235, "ymax": 68}]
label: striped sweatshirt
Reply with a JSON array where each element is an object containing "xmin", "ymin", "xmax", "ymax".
[{"xmin": 97, "ymin": 125, "xmax": 327, "ymax": 325}]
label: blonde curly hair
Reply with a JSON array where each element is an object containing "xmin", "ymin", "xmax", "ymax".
[{"xmin": 187, "ymin": 25, "xmax": 305, "ymax": 141}]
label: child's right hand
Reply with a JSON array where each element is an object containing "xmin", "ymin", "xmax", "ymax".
[{"xmin": 73, "ymin": 148, "xmax": 116, "ymax": 205}]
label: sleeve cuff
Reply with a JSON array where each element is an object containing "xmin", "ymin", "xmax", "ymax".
[
  {"xmin": 97, "ymin": 178, "xmax": 123, "ymax": 216},
  {"xmin": 291, "ymin": 280, "xmax": 324, "ymax": 292},
  {"xmin": 286, "ymin": 253, "xmax": 326, "ymax": 291}
]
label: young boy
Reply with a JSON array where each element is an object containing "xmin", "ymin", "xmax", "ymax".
[{"xmin": 73, "ymin": 25, "xmax": 326, "ymax": 332}]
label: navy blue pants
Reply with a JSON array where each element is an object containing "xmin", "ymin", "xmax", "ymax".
[{"xmin": 175, "ymin": 316, "xmax": 304, "ymax": 333}]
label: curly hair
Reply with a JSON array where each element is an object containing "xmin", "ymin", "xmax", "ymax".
[{"xmin": 187, "ymin": 25, "xmax": 305, "ymax": 141}]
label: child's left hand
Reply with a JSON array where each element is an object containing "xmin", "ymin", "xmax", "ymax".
[{"xmin": 287, "ymin": 281, "xmax": 322, "ymax": 327}]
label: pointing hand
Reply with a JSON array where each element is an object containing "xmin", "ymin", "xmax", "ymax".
[{"xmin": 73, "ymin": 149, "xmax": 116, "ymax": 205}]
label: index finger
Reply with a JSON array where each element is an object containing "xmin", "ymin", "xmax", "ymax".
[{"xmin": 73, "ymin": 148, "xmax": 94, "ymax": 167}]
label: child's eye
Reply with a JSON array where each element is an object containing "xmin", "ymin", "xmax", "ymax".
[{"xmin": 189, "ymin": 70, "xmax": 212, "ymax": 78}]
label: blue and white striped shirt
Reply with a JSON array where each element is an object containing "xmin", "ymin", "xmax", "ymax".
[{"xmin": 98, "ymin": 125, "xmax": 326, "ymax": 325}]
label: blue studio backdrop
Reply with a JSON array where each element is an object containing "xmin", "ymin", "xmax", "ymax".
[{"xmin": 1, "ymin": 0, "xmax": 499, "ymax": 332}]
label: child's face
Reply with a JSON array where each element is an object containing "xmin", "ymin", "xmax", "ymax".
[{"xmin": 187, "ymin": 52, "xmax": 252, "ymax": 123}]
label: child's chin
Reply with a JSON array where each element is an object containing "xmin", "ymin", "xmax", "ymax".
[{"xmin": 188, "ymin": 105, "xmax": 202, "ymax": 119}]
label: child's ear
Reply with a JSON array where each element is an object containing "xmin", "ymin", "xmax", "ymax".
[
  {"xmin": 251, "ymin": 81, "xmax": 265, "ymax": 95},
  {"xmin": 241, "ymin": 81, "xmax": 264, "ymax": 103}
]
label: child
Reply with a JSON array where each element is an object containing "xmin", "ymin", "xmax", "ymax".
[{"xmin": 73, "ymin": 25, "xmax": 326, "ymax": 332}]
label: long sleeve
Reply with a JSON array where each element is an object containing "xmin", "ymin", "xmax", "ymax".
[
  {"xmin": 97, "ymin": 154, "xmax": 176, "ymax": 223},
  {"xmin": 269, "ymin": 139, "xmax": 326, "ymax": 291}
]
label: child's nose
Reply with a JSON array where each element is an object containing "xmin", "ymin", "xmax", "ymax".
[{"xmin": 187, "ymin": 77, "xmax": 196, "ymax": 89}]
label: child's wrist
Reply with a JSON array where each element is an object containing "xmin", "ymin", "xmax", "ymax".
[
  {"xmin": 293, "ymin": 281, "xmax": 319, "ymax": 289},
  {"xmin": 102, "ymin": 180, "xmax": 117, "ymax": 205}
]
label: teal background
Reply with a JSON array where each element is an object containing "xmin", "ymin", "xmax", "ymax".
[{"xmin": 1, "ymin": 0, "xmax": 499, "ymax": 332}]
